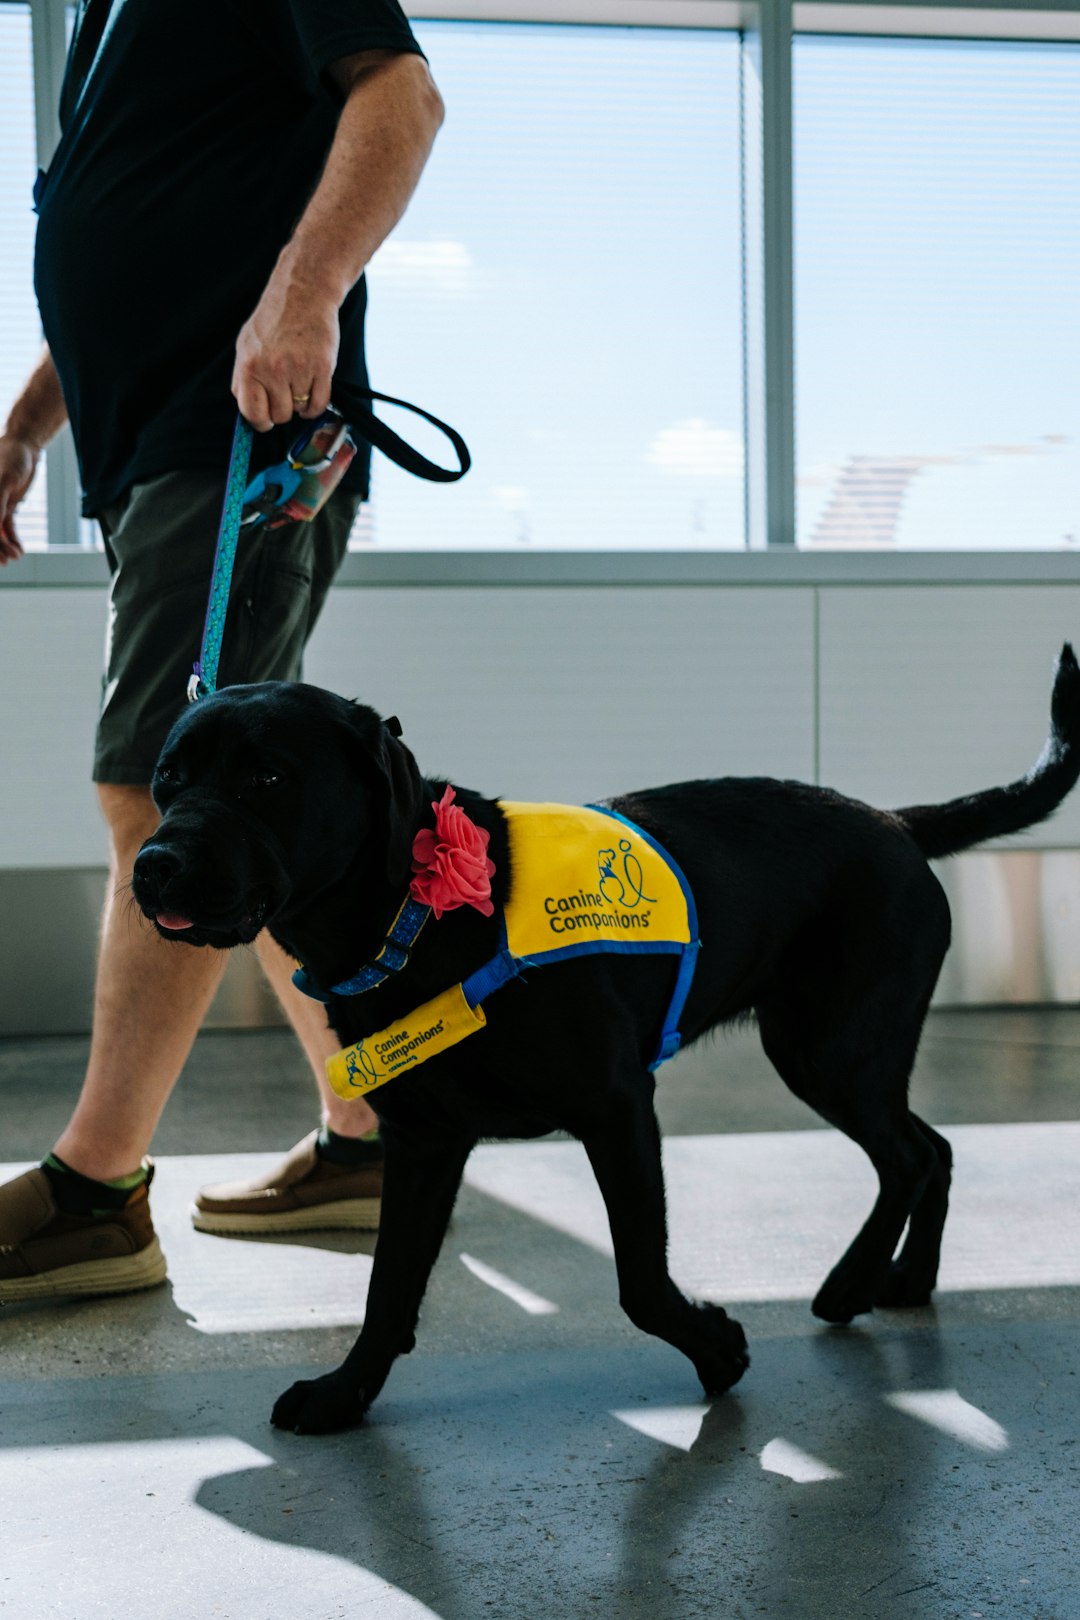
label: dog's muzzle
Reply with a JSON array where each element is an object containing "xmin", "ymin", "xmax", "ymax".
[{"xmin": 132, "ymin": 796, "xmax": 291, "ymax": 947}]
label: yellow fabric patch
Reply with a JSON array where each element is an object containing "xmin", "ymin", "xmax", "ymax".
[
  {"xmin": 325, "ymin": 983, "xmax": 487, "ymax": 1100},
  {"xmin": 499, "ymin": 802, "xmax": 692, "ymax": 957}
]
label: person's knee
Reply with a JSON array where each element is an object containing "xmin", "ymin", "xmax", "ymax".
[{"xmin": 97, "ymin": 783, "xmax": 160, "ymax": 867}]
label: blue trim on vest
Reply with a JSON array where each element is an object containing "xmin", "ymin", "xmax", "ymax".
[
  {"xmin": 459, "ymin": 806, "xmax": 699, "ymax": 1071},
  {"xmin": 593, "ymin": 806, "xmax": 701, "ymax": 1070},
  {"xmin": 515, "ymin": 937, "xmax": 685, "ymax": 968}
]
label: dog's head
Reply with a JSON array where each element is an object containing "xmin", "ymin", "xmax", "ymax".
[{"xmin": 131, "ymin": 682, "xmax": 425, "ymax": 948}]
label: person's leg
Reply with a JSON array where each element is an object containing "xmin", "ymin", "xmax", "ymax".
[
  {"xmin": 252, "ymin": 931, "xmax": 379, "ymax": 1139},
  {"xmin": 53, "ymin": 784, "xmax": 229, "ymax": 1180},
  {"xmin": 87, "ymin": 464, "xmax": 365, "ymax": 1150},
  {"xmin": 0, "ymin": 777, "xmax": 218, "ymax": 1301},
  {"xmin": 52, "ymin": 784, "xmax": 379, "ymax": 1168},
  {"xmin": 42, "ymin": 789, "xmax": 382, "ymax": 1241}
]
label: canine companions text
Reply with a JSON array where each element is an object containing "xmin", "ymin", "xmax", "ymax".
[{"xmin": 132, "ymin": 647, "xmax": 1080, "ymax": 1434}]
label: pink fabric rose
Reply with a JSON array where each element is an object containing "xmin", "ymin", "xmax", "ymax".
[{"xmin": 409, "ymin": 785, "xmax": 496, "ymax": 919}]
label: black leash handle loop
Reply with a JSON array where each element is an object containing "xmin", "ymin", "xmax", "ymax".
[{"xmin": 331, "ymin": 382, "xmax": 471, "ymax": 483}]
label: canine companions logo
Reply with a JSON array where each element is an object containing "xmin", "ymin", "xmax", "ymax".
[
  {"xmin": 344, "ymin": 1042, "xmax": 380, "ymax": 1089},
  {"xmin": 344, "ymin": 1020, "xmax": 450, "ymax": 1088},
  {"xmin": 540, "ymin": 844, "xmax": 659, "ymax": 935},
  {"xmin": 598, "ymin": 838, "xmax": 657, "ymax": 909}
]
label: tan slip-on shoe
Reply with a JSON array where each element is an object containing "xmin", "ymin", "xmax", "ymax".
[
  {"xmin": 192, "ymin": 1130, "xmax": 382, "ymax": 1234},
  {"xmin": 0, "ymin": 1164, "xmax": 167, "ymax": 1303}
]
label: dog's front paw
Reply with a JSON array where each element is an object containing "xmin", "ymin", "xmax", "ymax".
[
  {"xmin": 812, "ymin": 1266, "xmax": 876, "ymax": 1325},
  {"xmin": 271, "ymin": 1372, "xmax": 368, "ymax": 1435},
  {"xmin": 691, "ymin": 1305, "xmax": 750, "ymax": 1397}
]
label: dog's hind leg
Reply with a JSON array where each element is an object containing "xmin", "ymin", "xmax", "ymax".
[
  {"xmin": 757, "ymin": 1005, "xmax": 942, "ymax": 1325},
  {"xmin": 809, "ymin": 1107, "xmax": 941, "ymax": 1324},
  {"xmin": 272, "ymin": 1128, "xmax": 475, "ymax": 1435},
  {"xmin": 874, "ymin": 1113, "xmax": 952, "ymax": 1308},
  {"xmin": 580, "ymin": 1075, "xmax": 750, "ymax": 1397}
]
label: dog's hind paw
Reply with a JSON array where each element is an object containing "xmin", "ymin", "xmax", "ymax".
[
  {"xmin": 271, "ymin": 1372, "xmax": 368, "ymax": 1435},
  {"xmin": 691, "ymin": 1306, "xmax": 750, "ymax": 1397}
]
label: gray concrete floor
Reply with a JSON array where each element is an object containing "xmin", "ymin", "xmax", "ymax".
[{"xmin": 1, "ymin": 1009, "xmax": 1078, "ymax": 1619}]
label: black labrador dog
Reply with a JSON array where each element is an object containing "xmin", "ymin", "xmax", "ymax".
[{"xmin": 132, "ymin": 646, "xmax": 1080, "ymax": 1434}]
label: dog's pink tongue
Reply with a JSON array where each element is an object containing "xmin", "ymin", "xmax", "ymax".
[{"xmin": 156, "ymin": 911, "xmax": 194, "ymax": 931}]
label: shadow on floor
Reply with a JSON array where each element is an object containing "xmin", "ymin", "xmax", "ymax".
[{"xmin": 2, "ymin": 1290, "xmax": 1076, "ymax": 1620}]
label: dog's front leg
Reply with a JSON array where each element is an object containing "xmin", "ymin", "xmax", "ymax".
[
  {"xmin": 581, "ymin": 1082, "xmax": 750, "ymax": 1398},
  {"xmin": 271, "ymin": 1128, "xmax": 475, "ymax": 1435}
]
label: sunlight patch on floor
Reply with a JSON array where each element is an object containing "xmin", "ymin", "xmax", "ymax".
[
  {"xmin": 759, "ymin": 1438, "xmax": 843, "ymax": 1483},
  {"xmin": 885, "ymin": 1389, "xmax": 1009, "ymax": 1452},
  {"xmin": 610, "ymin": 1404, "xmax": 711, "ymax": 1451},
  {"xmin": 460, "ymin": 1252, "xmax": 559, "ymax": 1314}
]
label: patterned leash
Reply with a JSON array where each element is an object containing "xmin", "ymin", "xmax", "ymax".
[
  {"xmin": 188, "ymin": 388, "xmax": 470, "ymax": 704},
  {"xmin": 187, "ymin": 415, "xmax": 254, "ymax": 703}
]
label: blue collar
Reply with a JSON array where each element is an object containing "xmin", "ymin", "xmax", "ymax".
[{"xmin": 292, "ymin": 895, "xmax": 431, "ymax": 1003}]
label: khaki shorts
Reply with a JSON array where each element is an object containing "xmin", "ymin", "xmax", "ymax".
[{"xmin": 94, "ymin": 469, "xmax": 360, "ymax": 784}]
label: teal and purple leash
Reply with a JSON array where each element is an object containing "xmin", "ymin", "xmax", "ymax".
[
  {"xmin": 187, "ymin": 414, "xmax": 255, "ymax": 703},
  {"xmin": 187, "ymin": 388, "xmax": 470, "ymax": 704}
]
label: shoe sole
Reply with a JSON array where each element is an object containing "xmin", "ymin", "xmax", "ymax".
[
  {"xmin": 190, "ymin": 1198, "xmax": 381, "ymax": 1235},
  {"xmin": 0, "ymin": 1237, "xmax": 168, "ymax": 1304}
]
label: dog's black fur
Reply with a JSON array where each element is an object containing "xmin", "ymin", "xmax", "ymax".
[{"xmin": 132, "ymin": 645, "xmax": 1080, "ymax": 1434}]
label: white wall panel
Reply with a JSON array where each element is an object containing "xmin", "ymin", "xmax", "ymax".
[
  {"xmin": 0, "ymin": 588, "xmax": 107, "ymax": 868},
  {"xmin": 5, "ymin": 579, "xmax": 1080, "ymax": 863},
  {"xmin": 818, "ymin": 585, "xmax": 1080, "ymax": 847},
  {"xmin": 303, "ymin": 586, "xmax": 817, "ymax": 803},
  {"xmin": 6, "ymin": 577, "xmax": 1080, "ymax": 1023},
  {"xmin": 0, "ymin": 583, "xmax": 815, "ymax": 869}
]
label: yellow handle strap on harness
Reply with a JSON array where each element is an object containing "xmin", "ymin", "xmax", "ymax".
[{"xmin": 326, "ymin": 983, "xmax": 487, "ymax": 1099}]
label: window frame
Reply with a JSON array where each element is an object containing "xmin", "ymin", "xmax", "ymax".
[{"xmin": 6, "ymin": 0, "xmax": 1080, "ymax": 588}]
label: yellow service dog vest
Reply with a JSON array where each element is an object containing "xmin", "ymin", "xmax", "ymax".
[{"xmin": 325, "ymin": 802, "xmax": 700, "ymax": 1100}]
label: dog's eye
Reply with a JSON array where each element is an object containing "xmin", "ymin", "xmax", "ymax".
[
  {"xmin": 251, "ymin": 770, "xmax": 282, "ymax": 790},
  {"xmin": 157, "ymin": 765, "xmax": 177, "ymax": 784}
]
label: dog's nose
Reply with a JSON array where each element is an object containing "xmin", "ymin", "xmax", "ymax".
[{"xmin": 132, "ymin": 843, "xmax": 182, "ymax": 896}]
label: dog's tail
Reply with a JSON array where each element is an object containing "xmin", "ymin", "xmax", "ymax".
[{"xmin": 895, "ymin": 643, "xmax": 1080, "ymax": 860}]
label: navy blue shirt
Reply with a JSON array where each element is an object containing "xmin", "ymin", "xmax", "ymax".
[{"xmin": 34, "ymin": 0, "xmax": 423, "ymax": 514}]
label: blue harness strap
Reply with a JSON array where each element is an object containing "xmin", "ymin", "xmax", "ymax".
[
  {"xmin": 461, "ymin": 927, "xmax": 519, "ymax": 1007},
  {"xmin": 593, "ymin": 807, "xmax": 700, "ymax": 1069},
  {"xmin": 188, "ymin": 415, "xmax": 254, "ymax": 702}
]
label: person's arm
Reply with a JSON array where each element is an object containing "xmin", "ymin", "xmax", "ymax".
[
  {"xmin": 0, "ymin": 346, "xmax": 69, "ymax": 564},
  {"xmin": 232, "ymin": 49, "xmax": 444, "ymax": 433}
]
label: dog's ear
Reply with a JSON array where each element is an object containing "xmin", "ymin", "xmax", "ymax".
[
  {"xmin": 375, "ymin": 723, "xmax": 427, "ymax": 888},
  {"xmin": 344, "ymin": 707, "xmax": 426, "ymax": 887}
]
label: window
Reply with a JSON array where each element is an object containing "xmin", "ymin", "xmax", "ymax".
[
  {"xmin": 0, "ymin": 1, "xmax": 47, "ymax": 550},
  {"xmin": 795, "ymin": 34, "xmax": 1080, "ymax": 549},
  {"xmin": 362, "ymin": 22, "xmax": 745, "ymax": 549},
  {"xmin": 7, "ymin": 3, "xmax": 1080, "ymax": 557}
]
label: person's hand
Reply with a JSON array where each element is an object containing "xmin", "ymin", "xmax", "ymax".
[
  {"xmin": 232, "ymin": 268, "xmax": 341, "ymax": 433},
  {"xmin": 0, "ymin": 433, "xmax": 38, "ymax": 565}
]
